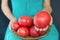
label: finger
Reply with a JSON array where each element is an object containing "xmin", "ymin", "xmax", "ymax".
[{"xmin": 50, "ymin": 16, "xmax": 53, "ymax": 25}]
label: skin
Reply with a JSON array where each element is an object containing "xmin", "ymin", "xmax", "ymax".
[{"xmin": 1, "ymin": 0, "xmax": 52, "ymax": 30}]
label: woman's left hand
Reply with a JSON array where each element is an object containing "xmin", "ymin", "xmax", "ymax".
[{"xmin": 42, "ymin": 6, "xmax": 53, "ymax": 25}]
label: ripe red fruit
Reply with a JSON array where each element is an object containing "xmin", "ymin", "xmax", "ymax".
[
  {"xmin": 34, "ymin": 11, "xmax": 51, "ymax": 28},
  {"xmin": 17, "ymin": 27, "xmax": 29, "ymax": 37},
  {"xmin": 11, "ymin": 22, "xmax": 20, "ymax": 31},
  {"xmin": 39, "ymin": 31, "xmax": 46, "ymax": 36},
  {"xmin": 30, "ymin": 26, "xmax": 39, "ymax": 38},
  {"xmin": 18, "ymin": 16, "xmax": 33, "ymax": 27}
]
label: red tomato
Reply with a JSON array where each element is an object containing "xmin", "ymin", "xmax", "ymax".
[
  {"xmin": 39, "ymin": 31, "xmax": 46, "ymax": 36},
  {"xmin": 18, "ymin": 16, "xmax": 33, "ymax": 27},
  {"xmin": 11, "ymin": 22, "xmax": 20, "ymax": 31},
  {"xmin": 34, "ymin": 11, "xmax": 51, "ymax": 28},
  {"xmin": 17, "ymin": 27, "xmax": 29, "ymax": 37},
  {"xmin": 30, "ymin": 26, "xmax": 39, "ymax": 38}
]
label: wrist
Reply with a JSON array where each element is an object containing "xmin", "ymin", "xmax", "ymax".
[
  {"xmin": 43, "ymin": 6, "xmax": 52, "ymax": 14},
  {"xmin": 10, "ymin": 17, "xmax": 16, "ymax": 22}
]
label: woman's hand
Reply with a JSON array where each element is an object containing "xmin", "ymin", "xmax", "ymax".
[
  {"xmin": 42, "ymin": 6, "xmax": 53, "ymax": 25},
  {"xmin": 42, "ymin": 0, "xmax": 53, "ymax": 27},
  {"xmin": 10, "ymin": 17, "xmax": 17, "ymax": 26},
  {"xmin": 42, "ymin": 6, "xmax": 52, "ymax": 14},
  {"xmin": 9, "ymin": 18, "xmax": 17, "ymax": 30}
]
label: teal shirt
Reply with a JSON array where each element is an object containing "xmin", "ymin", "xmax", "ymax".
[
  {"xmin": 4, "ymin": 0, "xmax": 59, "ymax": 40},
  {"xmin": 11, "ymin": 0, "xmax": 43, "ymax": 19}
]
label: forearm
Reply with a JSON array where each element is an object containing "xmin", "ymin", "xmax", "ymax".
[
  {"xmin": 44, "ymin": 0, "xmax": 52, "ymax": 13},
  {"xmin": 44, "ymin": 0, "xmax": 50, "ymax": 6},
  {"xmin": 1, "ymin": 0, "xmax": 15, "ymax": 21},
  {"xmin": 1, "ymin": 5, "xmax": 15, "ymax": 21}
]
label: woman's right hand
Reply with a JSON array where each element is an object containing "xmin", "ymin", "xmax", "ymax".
[{"xmin": 9, "ymin": 18, "xmax": 17, "ymax": 30}]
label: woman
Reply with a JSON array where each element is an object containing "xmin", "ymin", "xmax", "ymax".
[{"xmin": 1, "ymin": 0, "xmax": 59, "ymax": 40}]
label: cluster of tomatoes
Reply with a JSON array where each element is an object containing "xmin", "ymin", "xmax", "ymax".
[{"xmin": 11, "ymin": 11, "xmax": 51, "ymax": 38}]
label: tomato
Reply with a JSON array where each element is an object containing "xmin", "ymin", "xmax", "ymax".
[
  {"xmin": 39, "ymin": 31, "xmax": 46, "ymax": 36},
  {"xmin": 18, "ymin": 16, "xmax": 33, "ymax": 27},
  {"xmin": 30, "ymin": 26, "xmax": 39, "ymax": 38},
  {"xmin": 34, "ymin": 11, "xmax": 51, "ymax": 28},
  {"xmin": 17, "ymin": 27, "xmax": 29, "ymax": 37},
  {"xmin": 11, "ymin": 22, "xmax": 20, "ymax": 31}
]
